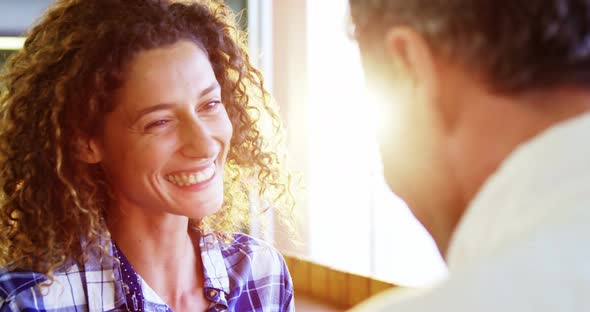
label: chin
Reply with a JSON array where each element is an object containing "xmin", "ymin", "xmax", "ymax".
[
  {"xmin": 182, "ymin": 200, "xmax": 224, "ymax": 219},
  {"xmin": 383, "ymin": 166, "xmax": 427, "ymax": 215}
]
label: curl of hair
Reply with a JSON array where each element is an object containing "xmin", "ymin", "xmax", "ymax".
[{"xmin": 0, "ymin": 0, "xmax": 295, "ymax": 279}]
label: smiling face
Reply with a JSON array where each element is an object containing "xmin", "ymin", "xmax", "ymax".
[{"xmin": 90, "ymin": 40, "xmax": 233, "ymax": 219}]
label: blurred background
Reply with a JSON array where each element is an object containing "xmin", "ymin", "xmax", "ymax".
[{"xmin": 0, "ymin": 0, "xmax": 447, "ymax": 309}]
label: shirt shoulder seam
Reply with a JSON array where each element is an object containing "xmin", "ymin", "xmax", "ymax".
[{"xmin": 0, "ymin": 274, "xmax": 45, "ymax": 302}]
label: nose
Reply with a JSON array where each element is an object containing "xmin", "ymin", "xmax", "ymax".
[{"xmin": 179, "ymin": 116, "xmax": 220, "ymax": 159}]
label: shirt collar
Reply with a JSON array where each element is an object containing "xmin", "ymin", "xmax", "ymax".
[
  {"xmin": 82, "ymin": 237, "xmax": 127, "ymax": 310},
  {"xmin": 112, "ymin": 229, "xmax": 231, "ymax": 310},
  {"xmin": 199, "ymin": 232, "xmax": 231, "ymax": 295},
  {"xmin": 446, "ymin": 112, "xmax": 590, "ymax": 270}
]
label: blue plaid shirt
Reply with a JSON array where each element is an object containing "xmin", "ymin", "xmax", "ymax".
[{"xmin": 0, "ymin": 233, "xmax": 294, "ymax": 311}]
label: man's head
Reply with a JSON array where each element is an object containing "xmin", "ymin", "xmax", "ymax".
[{"xmin": 350, "ymin": 0, "xmax": 590, "ymax": 255}]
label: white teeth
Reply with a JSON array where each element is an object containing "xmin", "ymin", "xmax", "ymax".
[{"xmin": 166, "ymin": 163, "xmax": 216, "ymax": 186}]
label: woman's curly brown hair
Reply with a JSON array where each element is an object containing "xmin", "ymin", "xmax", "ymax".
[{"xmin": 0, "ymin": 0, "xmax": 295, "ymax": 278}]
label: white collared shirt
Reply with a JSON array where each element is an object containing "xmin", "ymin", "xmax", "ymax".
[{"xmin": 353, "ymin": 112, "xmax": 590, "ymax": 311}]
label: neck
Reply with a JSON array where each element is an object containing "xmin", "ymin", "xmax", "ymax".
[
  {"xmin": 106, "ymin": 200, "xmax": 204, "ymax": 303},
  {"xmin": 443, "ymin": 85, "xmax": 590, "ymax": 256},
  {"xmin": 409, "ymin": 182, "xmax": 464, "ymax": 260}
]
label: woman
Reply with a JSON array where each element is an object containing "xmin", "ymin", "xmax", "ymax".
[{"xmin": 0, "ymin": 0, "xmax": 295, "ymax": 311}]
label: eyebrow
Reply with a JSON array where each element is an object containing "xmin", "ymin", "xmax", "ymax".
[{"xmin": 131, "ymin": 82, "xmax": 221, "ymax": 123}]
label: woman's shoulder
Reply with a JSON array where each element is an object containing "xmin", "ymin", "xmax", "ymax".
[
  {"xmin": 0, "ymin": 267, "xmax": 81, "ymax": 311},
  {"xmin": 0, "ymin": 261, "xmax": 125, "ymax": 311},
  {"xmin": 0, "ymin": 269, "xmax": 46, "ymax": 305},
  {"xmin": 217, "ymin": 233, "xmax": 287, "ymax": 267},
  {"xmin": 210, "ymin": 233, "xmax": 294, "ymax": 310},
  {"xmin": 204, "ymin": 232, "xmax": 291, "ymax": 284}
]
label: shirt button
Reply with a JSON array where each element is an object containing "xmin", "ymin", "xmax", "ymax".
[{"xmin": 207, "ymin": 289, "xmax": 218, "ymax": 298}]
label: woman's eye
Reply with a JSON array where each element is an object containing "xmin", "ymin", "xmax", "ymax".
[
  {"xmin": 145, "ymin": 119, "xmax": 170, "ymax": 130},
  {"xmin": 200, "ymin": 101, "xmax": 222, "ymax": 112}
]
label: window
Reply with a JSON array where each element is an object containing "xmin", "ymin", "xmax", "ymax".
[
  {"xmin": 0, "ymin": 1, "xmax": 50, "ymax": 69},
  {"xmin": 271, "ymin": 0, "xmax": 447, "ymax": 287},
  {"xmin": 0, "ymin": 37, "xmax": 24, "ymax": 70}
]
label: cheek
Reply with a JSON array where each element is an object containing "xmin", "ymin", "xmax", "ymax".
[
  {"xmin": 101, "ymin": 132, "xmax": 177, "ymax": 181},
  {"xmin": 223, "ymin": 115, "xmax": 233, "ymax": 145},
  {"xmin": 217, "ymin": 108, "xmax": 234, "ymax": 155},
  {"xmin": 378, "ymin": 97, "xmax": 442, "ymax": 193}
]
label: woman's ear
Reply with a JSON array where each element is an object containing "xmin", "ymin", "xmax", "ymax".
[{"xmin": 76, "ymin": 137, "xmax": 102, "ymax": 164}]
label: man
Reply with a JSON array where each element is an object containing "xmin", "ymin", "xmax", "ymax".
[{"xmin": 349, "ymin": 1, "xmax": 590, "ymax": 311}]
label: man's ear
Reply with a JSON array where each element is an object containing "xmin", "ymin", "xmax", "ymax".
[
  {"xmin": 76, "ymin": 137, "xmax": 102, "ymax": 164},
  {"xmin": 384, "ymin": 26, "xmax": 439, "ymax": 98},
  {"xmin": 383, "ymin": 26, "xmax": 459, "ymax": 132}
]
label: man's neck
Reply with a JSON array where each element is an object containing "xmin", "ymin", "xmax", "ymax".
[{"xmin": 430, "ymin": 70, "xmax": 590, "ymax": 259}]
